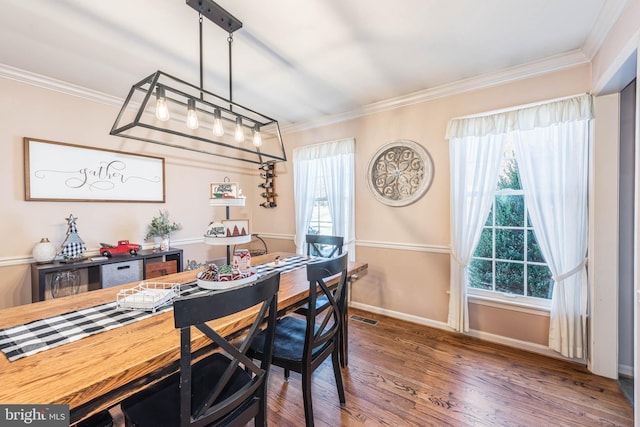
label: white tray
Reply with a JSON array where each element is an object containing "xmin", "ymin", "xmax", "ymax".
[
  {"xmin": 204, "ymin": 234, "xmax": 252, "ymax": 246},
  {"xmin": 197, "ymin": 271, "xmax": 257, "ymax": 290},
  {"xmin": 209, "ymin": 197, "xmax": 246, "ymax": 207},
  {"xmin": 116, "ymin": 282, "xmax": 180, "ymax": 312}
]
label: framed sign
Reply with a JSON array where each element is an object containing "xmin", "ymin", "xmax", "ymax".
[
  {"xmin": 366, "ymin": 139, "xmax": 434, "ymax": 207},
  {"xmin": 222, "ymin": 219, "xmax": 249, "ymax": 237},
  {"xmin": 210, "ymin": 181, "xmax": 239, "ymax": 199},
  {"xmin": 24, "ymin": 138, "xmax": 165, "ymax": 202}
]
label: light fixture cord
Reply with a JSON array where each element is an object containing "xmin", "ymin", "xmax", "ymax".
[
  {"xmin": 228, "ymin": 33, "xmax": 233, "ymax": 109},
  {"xmin": 199, "ymin": 13, "xmax": 204, "ymax": 100}
]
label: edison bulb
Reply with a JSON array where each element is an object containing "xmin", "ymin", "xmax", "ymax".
[
  {"xmin": 155, "ymin": 86, "xmax": 170, "ymax": 122},
  {"xmin": 234, "ymin": 117, "xmax": 245, "ymax": 142},
  {"xmin": 213, "ymin": 108, "xmax": 224, "ymax": 137},
  {"xmin": 252, "ymin": 125, "xmax": 262, "ymax": 147},
  {"xmin": 186, "ymin": 99, "xmax": 199, "ymax": 129}
]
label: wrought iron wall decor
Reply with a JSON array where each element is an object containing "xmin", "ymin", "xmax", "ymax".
[
  {"xmin": 366, "ymin": 140, "xmax": 433, "ymax": 207},
  {"xmin": 110, "ymin": 0, "xmax": 286, "ymax": 165}
]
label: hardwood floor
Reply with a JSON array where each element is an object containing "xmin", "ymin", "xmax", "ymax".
[
  {"xmin": 263, "ymin": 308, "xmax": 633, "ymax": 426},
  {"xmin": 110, "ymin": 307, "xmax": 633, "ymax": 426}
]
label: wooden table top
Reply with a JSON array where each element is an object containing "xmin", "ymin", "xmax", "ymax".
[{"xmin": 0, "ymin": 252, "xmax": 367, "ymax": 423}]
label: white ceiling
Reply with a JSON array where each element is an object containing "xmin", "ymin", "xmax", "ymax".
[{"xmin": 0, "ymin": 0, "xmax": 625, "ymax": 126}]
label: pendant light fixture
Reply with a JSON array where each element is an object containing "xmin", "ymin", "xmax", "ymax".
[{"xmin": 110, "ymin": 0, "xmax": 286, "ymax": 165}]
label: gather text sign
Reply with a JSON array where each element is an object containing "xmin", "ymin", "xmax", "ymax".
[{"xmin": 24, "ymin": 138, "xmax": 165, "ymax": 202}]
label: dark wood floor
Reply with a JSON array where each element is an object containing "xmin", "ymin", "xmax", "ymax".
[
  {"xmin": 263, "ymin": 308, "xmax": 633, "ymax": 426},
  {"xmin": 111, "ymin": 307, "xmax": 633, "ymax": 426}
]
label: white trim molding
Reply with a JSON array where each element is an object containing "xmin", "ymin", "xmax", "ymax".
[
  {"xmin": 356, "ymin": 239, "xmax": 450, "ymax": 254},
  {"xmin": 0, "ymin": 63, "xmax": 122, "ymax": 106},
  {"xmin": 350, "ymin": 301, "xmax": 581, "ymax": 363}
]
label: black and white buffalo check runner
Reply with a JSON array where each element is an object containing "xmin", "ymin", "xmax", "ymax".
[{"xmin": 0, "ymin": 256, "xmax": 315, "ymax": 362}]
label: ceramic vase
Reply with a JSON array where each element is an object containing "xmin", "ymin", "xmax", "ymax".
[{"xmin": 32, "ymin": 238, "xmax": 57, "ymax": 264}]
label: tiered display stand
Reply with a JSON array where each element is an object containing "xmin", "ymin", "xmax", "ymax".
[
  {"xmin": 201, "ymin": 196, "xmax": 255, "ymax": 290},
  {"xmin": 205, "ymin": 196, "xmax": 251, "ymax": 262}
]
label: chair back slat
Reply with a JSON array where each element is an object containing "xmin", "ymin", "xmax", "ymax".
[
  {"xmin": 305, "ymin": 234, "xmax": 344, "ymax": 258},
  {"xmin": 303, "ymin": 253, "xmax": 348, "ymax": 362},
  {"xmin": 172, "ymin": 272, "xmax": 280, "ymax": 426}
]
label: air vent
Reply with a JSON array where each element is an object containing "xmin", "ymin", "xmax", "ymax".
[{"xmin": 350, "ymin": 314, "xmax": 378, "ymax": 326}]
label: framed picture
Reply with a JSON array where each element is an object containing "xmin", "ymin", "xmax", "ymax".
[
  {"xmin": 24, "ymin": 138, "xmax": 165, "ymax": 202},
  {"xmin": 210, "ymin": 181, "xmax": 239, "ymax": 199},
  {"xmin": 222, "ymin": 219, "xmax": 249, "ymax": 237}
]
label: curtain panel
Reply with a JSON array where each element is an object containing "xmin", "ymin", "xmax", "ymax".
[
  {"xmin": 446, "ymin": 94, "xmax": 593, "ymax": 358},
  {"xmin": 293, "ymin": 138, "xmax": 356, "ymax": 261}
]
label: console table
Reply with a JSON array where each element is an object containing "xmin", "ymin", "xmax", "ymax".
[{"xmin": 30, "ymin": 248, "xmax": 183, "ymax": 302}]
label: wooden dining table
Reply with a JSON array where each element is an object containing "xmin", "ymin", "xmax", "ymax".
[{"xmin": 0, "ymin": 252, "xmax": 367, "ymax": 425}]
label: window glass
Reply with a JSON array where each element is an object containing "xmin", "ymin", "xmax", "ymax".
[{"xmin": 469, "ymin": 139, "xmax": 552, "ymax": 302}]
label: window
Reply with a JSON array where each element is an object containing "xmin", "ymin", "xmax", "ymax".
[
  {"xmin": 292, "ymin": 138, "xmax": 356, "ymax": 260},
  {"xmin": 307, "ymin": 169, "xmax": 332, "ymax": 236},
  {"xmin": 469, "ymin": 140, "xmax": 553, "ymax": 303}
]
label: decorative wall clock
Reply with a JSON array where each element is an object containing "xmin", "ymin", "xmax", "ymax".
[{"xmin": 366, "ymin": 140, "xmax": 434, "ymax": 207}]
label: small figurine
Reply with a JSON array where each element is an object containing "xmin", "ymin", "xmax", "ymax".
[{"xmin": 60, "ymin": 214, "xmax": 86, "ymax": 261}]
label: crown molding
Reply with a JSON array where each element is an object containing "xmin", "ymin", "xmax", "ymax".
[
  {"xmin": 0, "ymin": 63, "xmax": 122, "ymax": 106},
  {"xmin": 282, "ymin": 50, "xmax": 590, "ymax": 133},
  {"xmin": 1, "ymin": 48, "xmax": 590, "ymax": 136},
  {"xmin": 582, "ymin": 0, "xmax": 628, "ymax": 60}
]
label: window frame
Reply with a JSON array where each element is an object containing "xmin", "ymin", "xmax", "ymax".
[{"xmin": 468, "ymin": 143, "xmax": 552, "ymax": 310}]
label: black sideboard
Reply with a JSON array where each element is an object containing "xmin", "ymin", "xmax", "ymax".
[{"xmin": 30, "ymin": 248, "xmax": 183, "ymax": 302}]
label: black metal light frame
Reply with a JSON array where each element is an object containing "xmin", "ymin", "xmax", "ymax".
[{"xmin": 110, "ymin": 0, "xmax": 286, "ymax": 165}]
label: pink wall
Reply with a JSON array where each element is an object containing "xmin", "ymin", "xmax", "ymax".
[{"xmin": 0, "ymin": 60, "xmax": 597, "ymax": 351}]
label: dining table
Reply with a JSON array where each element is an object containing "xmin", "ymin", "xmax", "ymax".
[{"xmin": 0, "ymin": 251, "xmax": 367, "ymax": 425}]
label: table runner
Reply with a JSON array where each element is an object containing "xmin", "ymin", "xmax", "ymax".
[{"xmin": 0, "ymin": 256, "xmax": 313, "ymax": 362}]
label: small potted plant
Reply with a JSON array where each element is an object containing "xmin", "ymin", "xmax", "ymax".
[{"xmin": 145, "ymin": 210, "xmax": 182, "ymax": 251}]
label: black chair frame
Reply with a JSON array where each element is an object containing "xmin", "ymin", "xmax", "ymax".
[
  {"xmin": 121, "ymin": 272, "xmax": 280, "ymax": 427},
  {"xmin": 305, "ymin": 234, "xmax": 344, "ymax": 258},
  {"xmin": 250, "ymin": 253, "xmax": 349, "ymax": 427}
]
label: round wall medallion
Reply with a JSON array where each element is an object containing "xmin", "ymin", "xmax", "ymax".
[{"xmin": 367, "ymin": 140, "xmax": 434, "ymax": 207}]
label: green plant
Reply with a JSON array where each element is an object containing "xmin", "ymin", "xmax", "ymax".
[{"xmin": 145, "ymin": 210, "xmax": 182, "ymax": 240}]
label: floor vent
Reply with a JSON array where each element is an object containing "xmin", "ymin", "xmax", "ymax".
[{"xmin": 350, "ymin": 314, "xmax": 378, "ymax": 326}]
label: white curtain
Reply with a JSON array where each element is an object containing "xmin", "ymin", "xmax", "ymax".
[
  {"xmin": 293, "ymin": 148, "xmax": 320, "ymax": 255},
  {"xmin": 446, "ymin": 132, "xmax": 506, "ymax": 332},
  {"xmin": 446, "ymin": 93, "xmax": 593, "ymax": 356},
  {"xmin": 513, "ymin": 96, "xmax": 592, "ymax": 358},
  {"xmin": 293, "ymin": 138, "xmax": 356, "ymax": 260}
]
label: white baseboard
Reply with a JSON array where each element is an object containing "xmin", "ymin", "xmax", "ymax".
[
  {"xmin": 349, "ymin": 301, "xmax": 584, "ymax": 364},
  {"xmin": 619, "ymin": 363, "xmax": 633, "ymax": 377}
]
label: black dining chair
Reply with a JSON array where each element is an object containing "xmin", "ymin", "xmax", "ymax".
[
  {"xmin": 119, "ymin": 272, "xmax": 281, "ymax": 427},
  {"xmin": 298, "ymin": 234, "xmax": 349, "ymax": 366},
  {"xmin": 76, "ymin": 410, "xmax": 113, "ymax": 427},
  {"xmin": 249, "ymin": 253, "xmax": 349, "ymax": 427},
  {"xmin": 305, "ymin": 234, "xmax": 343, "ymax": 258}
]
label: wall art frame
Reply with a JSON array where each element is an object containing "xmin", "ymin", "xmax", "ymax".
[
  {"xmin": 24, "ymin": 137, "xmax": 165, "ymax": 202},
  {"xmin": 366, "ymin": 139, "xmax": 434, "ymax": 207}
]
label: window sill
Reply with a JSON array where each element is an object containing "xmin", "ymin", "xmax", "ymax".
[{"xmin": 468, "ymin": 292, "xmax": 551, "ymax": 317}]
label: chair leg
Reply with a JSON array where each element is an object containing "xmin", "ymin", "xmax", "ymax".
[
  {"xmin": 284, "ymin": 368, "xmax": 290, "ymax": 381},
  {"xmin": 340, "ymin": 310, "xmax": 348, "ymax": 367},
  {"xmin": 332, "ymin": 348, "xmax": 346, "ymax": 407},
  {"xmin": 255, "ymin": 388, "xmax": 267, "ymax": 427},
  {"xmin": 302, "ymin": 369, "xmax": 315, "ymax": 427}
]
